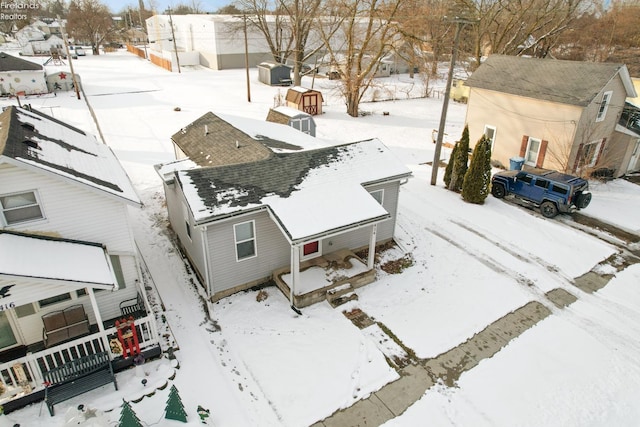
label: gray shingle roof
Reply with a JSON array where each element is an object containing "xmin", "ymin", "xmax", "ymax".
[
  {"xmin": 183, "ymin": 146, "xmax": 342, "ymax": 210},
  {"xmin": 465, "ymin": 55, "xmax": 628, "ymax": 106},
  {"xmin": 171, "ymin": 112, "xmax": 305, "ymax": 167},
  {"xmin": 0, "ymin": 52, "xmax": 43, "ymax": 72},
  {"xmin": 0, "ymin": 106, "xmax": 141, "ymax": 205}
]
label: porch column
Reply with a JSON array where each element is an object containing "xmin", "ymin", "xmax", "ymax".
[
  {"xmin": 87, "ymin": 288, "xmax": 105, "ymax": 332},
  {"xmin": 88, "ymin": 288, "xmax": 111, "ymax": 353},
  {"xmin": 367, "ymin": 224, "xmax": 377, "ymax": 269},
  {"xmin": 290, "ymin": 245, "xmax": 300, "ymax": 306}
]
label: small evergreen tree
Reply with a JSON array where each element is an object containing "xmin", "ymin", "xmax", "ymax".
[
  {"xmin": 165, "ymin": 385, "xmax": 188, "ymax": 422},
  {"xmin": 119, "ymin": 401, "xmax": 143, "ymax": 427},
  {"xmin": 448, "ymin": 125, "xmax": 470, "ymax": 192},
  {"xmin": 462, "ymin": 135, "xmax": 493, "ymax": 204},
  {"xmin": 443, "ymin": 142, "xmax": 459, "ymax": 188}
]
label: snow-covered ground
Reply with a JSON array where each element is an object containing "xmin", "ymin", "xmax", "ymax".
[{"xmin": 2, "ymin": 50, "xmax": 640, "ymax": 427}]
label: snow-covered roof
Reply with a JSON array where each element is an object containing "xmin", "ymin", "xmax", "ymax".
[
  {"xmin": 178, "ymin": 138, "xmax": 412, "ymax": 242},
  {"xmin": 0, "ymin": 231, "xmax": 117, "ymax": 288},
  {"xmin": 170, "ymin": 112, "xmax": 329, "ymax": 168},
  {"xmin": 271, "ymin": 106, "xmax": 312, "ymax": 119},
  {"xmin": 0, "ymin": 52, "xmax": 43, "ymax": 72},
  {"xmin": 0, "ymin": 106, "xmax": 141, "ymax": 206}
]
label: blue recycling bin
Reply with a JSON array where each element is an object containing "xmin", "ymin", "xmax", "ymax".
[{"xmin": 509, "ymin": 157, "xmax": 525, "ymax": 170}]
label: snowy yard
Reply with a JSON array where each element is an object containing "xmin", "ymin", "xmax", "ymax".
[{"xmin": 1, "ymin": 50, "xmax": 640, "ymax": 427}]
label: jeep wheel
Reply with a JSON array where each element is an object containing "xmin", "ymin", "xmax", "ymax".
[
  {"xmin": 540, "ymin": 201, "xmax": 559, "ymax": 218},
  {"xmin": 575, "ymin": 192, "xmax": 592, "ymax": 209},
  {"xmin": 492, "ymin": 183, "xmax": 506, "ymax": 199}
]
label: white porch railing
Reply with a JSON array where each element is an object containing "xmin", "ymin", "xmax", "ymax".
[{"xmin": 0, "ymin": 315, "xmax": 159, "ymax": 406}]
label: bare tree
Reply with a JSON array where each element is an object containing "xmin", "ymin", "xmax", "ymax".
[
  {"xmin": 453, "ymin": 0, "xmax": 590, "ymax": 67},
  {"xmin": 320, "ymin": 0, "xmax": 405, "ymax": 117},
  {"xmin": 235, "ymin": 0, "xmax": 330, "ymax": 85},
  {"xmin": 67, "ymin": 0, "xmax": 115, "ymax": 55}
]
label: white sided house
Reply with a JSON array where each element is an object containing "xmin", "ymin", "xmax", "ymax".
[
  {"xmin": 156, "ymin": 112, "xmax": 411, "ymax": 308},
  {"xmin": 0, "ymin": 106, "xmax": 161, "ymax": 413},
  {"xmin": 0, "ymin": 53, "xmax": 47, "ymax": 96}
]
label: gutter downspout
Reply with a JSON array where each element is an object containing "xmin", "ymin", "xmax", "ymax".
[{"xmin": 200, "ymin": 225, "xmax": 212, "ymax": 297}]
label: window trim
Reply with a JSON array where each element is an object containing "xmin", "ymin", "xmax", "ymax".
[
  {"xmin": 301, "ymin": 240, "xmax": 321, "ymax": 260},
  {"xmin": 0, "ymin": 190, "xmax": 45, "ymax": 226},
  {"xmin": 596, "ymin": 91, "xmax": 612, "ymax": 122},
  {"xmin": 524, "ymin": 137, "xmax": 542, "ymax": 166},
  {"xmin": 234, "ymin": 220, "xmax": 257, "ymax": 261},
  {"xmin": 581, "ymin": 140, "xmax": 603, "ymax": 168},
  {"xmin": 484, "ymin": 125, "xmax": 497, "ymax": 150}
]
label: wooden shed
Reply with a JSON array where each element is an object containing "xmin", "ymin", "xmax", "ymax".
[
  {"xmin": 258, "ymin": 62, "xmax": 292, "ymax": 86},
  {"xmin": 285, "ymin": 86, "xmax": 323, "ymax": 115},
  {"xmin": 266, "ymin": 106, "xmax": 317, "ymax": 136}
]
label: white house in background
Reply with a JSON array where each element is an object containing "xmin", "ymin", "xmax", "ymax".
[
  {"xmin": 0, "ymin": 106, "xmax": 161, "ymax": 413},
  {"xmin": 156, "ymin": 112, "xmax": 411, "ymax": 308},
  {"xmin": 0, "ymin": 52, "xmax": 47, "ymax": 95}
]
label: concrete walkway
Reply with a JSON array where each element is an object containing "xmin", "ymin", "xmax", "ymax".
[{"xmin": 312, "ymin": 299, "xmax": 552, "ymax": 427}]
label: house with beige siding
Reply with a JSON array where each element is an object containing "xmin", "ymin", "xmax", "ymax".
[
  {"xmin": 0, "ymin": 106, "xmax": 161, "ymax": 412},
  {"xmin": 156, "ymin": 112, "xmax": 411, "ymax": 308},
  {"xmin": 464, "ymin": 55, "xmax": 637, "ymax": 177}
]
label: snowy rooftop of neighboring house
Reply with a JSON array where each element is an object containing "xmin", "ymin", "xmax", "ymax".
[
  {"xmin": 176, "ymin": 137, "xmax": 412, "ymax": 242},
  {"xmin": 170, "ymin": 111, "xmax": 328, "ymax": 168},
  {"xmin": 0, "ymin": 231, "xmax": 116, "ymax": 288},
  {"xmin": 0, "ymin": 106, "xmax": 141, "ymax": 206},
  {"xmin": 465, "ymin": 54, "xmax": 637, "ymax": 107},
  {"xmin": 0, "ymin": 51, "xmax": 43, "ymax": 71},
  {"xmin": 269, "ymin": 106, "xmax": 312, "ymax": 119}
]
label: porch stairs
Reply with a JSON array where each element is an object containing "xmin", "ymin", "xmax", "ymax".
[{"xmin": 327, "ymin": 283, "xmax": 358, "ymax": 307}]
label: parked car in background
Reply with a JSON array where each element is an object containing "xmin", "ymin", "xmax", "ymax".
[
  {"xmin": 491, "ymin": 168, "xmax": 592, "ymax": 218},
  {"xmin": 74, "ymin": 46, "xmax": 86, "ymax": 56}
]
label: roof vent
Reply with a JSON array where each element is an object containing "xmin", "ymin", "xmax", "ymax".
[
  {"xmin": 204, "ymin": 124, "xmax": 208, "ymax": 135},
  {"xmin": 236, "ymin": 140, "xmax": 240, "ymax": 149}
]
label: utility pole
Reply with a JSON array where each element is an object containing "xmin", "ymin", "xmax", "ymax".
[
  {"xmin": 430, "ymin": 17, "xmax": 475, "ymax": 186},
  {"xmin": 243, "ymin": 13, "xmax": 251, "ymax": 102},
  {"xmin": 58, "ymin": 16, "xmax": 81, "ymax": 100},
  {"xmin": 166, "ymin": 7, "xmax": 181, "ymax": 73},
  {"xmin": 137, "ymin": 6, "xmax": 148, "ymax": 59}
]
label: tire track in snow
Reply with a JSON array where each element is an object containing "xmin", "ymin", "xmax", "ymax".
[{"xmin": 450, "ymin": 219, "xmax": 576, "ymax": 285}]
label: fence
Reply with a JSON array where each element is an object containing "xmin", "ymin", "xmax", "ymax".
[
  {"xmin": 126, "ymin": 44, "xmax": 147, "ymax": 60},
  {"xmin": 150, "ymin": 54, "xmax": 172, "ymax": 72}
]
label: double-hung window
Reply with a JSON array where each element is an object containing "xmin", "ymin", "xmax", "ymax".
[
  {"xmin": 596, "ymin": 91, "xmax": 612, "ymax": 122},
  {"xmin": 234, "ymin": 220, "xmax": 256, "ymax": 261},
  {"xmin": 1, "ymin": 190, "xmax": 44, "ymax": 225}
]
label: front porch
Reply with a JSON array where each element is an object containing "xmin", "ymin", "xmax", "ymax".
[
  {"xmin": 273, "ymin": 249, "xmax": 376, "ymax": 308},
  {"xmin": 0, "ymin": 313, "xmax": 160, "ymax": 412}
]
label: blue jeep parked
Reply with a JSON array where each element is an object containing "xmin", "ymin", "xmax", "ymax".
[{"xmin": 491, "ymin": 168, "xmax": 592, "ymax": 218}]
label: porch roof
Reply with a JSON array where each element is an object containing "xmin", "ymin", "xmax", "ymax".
[
  {"xmin": 178, "ymin": 138, "xmax": 411, "ymax": 242},
  {"xmin": 0, "ymin": 231, "xmax": 117, "ymax": 288}
]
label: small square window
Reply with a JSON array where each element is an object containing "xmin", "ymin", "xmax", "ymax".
[{"xmin": 1, "ymin": 191, "xmax": 44, "ymax": 225}]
